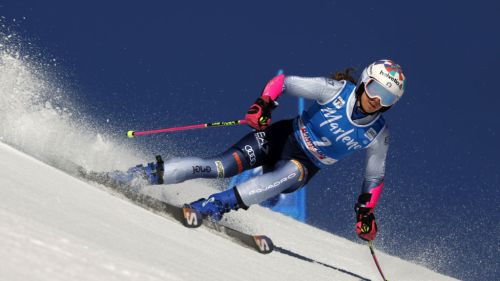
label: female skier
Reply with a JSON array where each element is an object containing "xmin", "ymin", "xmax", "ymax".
[{"xmin": 136, "ymin": 59, "xmax": 406, "ymax": 241}]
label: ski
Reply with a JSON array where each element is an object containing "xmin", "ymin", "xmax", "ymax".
[
  {"xmin": 181, "ymin": 205, "xmax": 274, "ymax": 254},
  {"xmin": 76, "ymin": 167, "xmax": 274, "ymax": 254},
  {"xmin": 68, "ymin": 165, "xmax": 371, "ymax": 279}
]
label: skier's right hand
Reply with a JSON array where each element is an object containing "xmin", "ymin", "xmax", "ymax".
[{"xmin": 245, "ymin": 95, "xmax": 277, "ymax": 131}]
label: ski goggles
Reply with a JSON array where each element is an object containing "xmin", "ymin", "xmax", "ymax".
[{"xmin": 365, "ymin": 79, "xmax": 399, "ymax": 107}]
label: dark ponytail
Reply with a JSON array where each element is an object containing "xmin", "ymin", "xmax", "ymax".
[{"xmin": 331, "ymin": 67, "xmax": 357, "ymax": 84}]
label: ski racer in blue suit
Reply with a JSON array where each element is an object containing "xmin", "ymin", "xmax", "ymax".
[{"xmin": 135, "ymin": 59, "xmax": 407, "ymax": 241}]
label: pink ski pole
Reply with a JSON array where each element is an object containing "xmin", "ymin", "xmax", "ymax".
[
  {"xmin": 368, "ymin": 241, "xmax": 389, "ymax": 281},
  {"xmin": 127, "ymin": 119, "xmax": 248, "ymax": 138}
]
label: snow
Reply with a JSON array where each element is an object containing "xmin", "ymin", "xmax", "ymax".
[{"xmin": 0, "ymin": 141, "xmax": 459, "ymax": 281}]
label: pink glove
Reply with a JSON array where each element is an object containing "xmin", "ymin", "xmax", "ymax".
[
  {"xmin": 355, "ymin": 183, "xmax": 384, "ymax": 241},
  {"xmin": 245, "ymin": 95, "xmax": 276, "ymax": 131},
  {"xmin": 355, "ymin": 207, "xmax": 378, "ymax": 241}
]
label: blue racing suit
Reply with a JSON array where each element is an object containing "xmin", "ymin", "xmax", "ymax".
[{"xmin": 161, "ymin": 76, "xmax": 389, "ymax": 209}]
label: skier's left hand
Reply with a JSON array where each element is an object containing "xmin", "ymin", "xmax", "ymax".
[{"xmin": 355, "ymin": 206, "xmax": 378, "ymax": 241}]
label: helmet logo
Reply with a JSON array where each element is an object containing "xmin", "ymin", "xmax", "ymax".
[{"xmin": 374, "ymin": 60, "xmax": 405, "ymax": 81}]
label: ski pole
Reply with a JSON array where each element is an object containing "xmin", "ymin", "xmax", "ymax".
[
  {"xmin": 368, "ymin": 241, "xmax": 389, "ymax": 281},
  {"xmin": 127, "ymin": 119, "xmax": 248, "ymax": 138}
]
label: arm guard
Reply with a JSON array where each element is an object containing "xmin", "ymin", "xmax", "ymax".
[{"xmin": 261, "ymin": 74, "xmax": 285, "ymax": 102}]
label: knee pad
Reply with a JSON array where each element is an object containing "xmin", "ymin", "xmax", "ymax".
[{"xmin": 281, "ymin": 159, "xmax": 308, "ymax": 193}]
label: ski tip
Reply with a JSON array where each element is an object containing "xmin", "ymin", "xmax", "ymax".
[
  {"xmin": 181, "ymin": 205, "xmax": 203, "ymax": 228},
  {"xmin": 127, "ymin": 130, "xmax": 135, "ymax": 138},
  {"xmin": 253, "ymin": 235, "xmax": 274, "ymax": 254}
]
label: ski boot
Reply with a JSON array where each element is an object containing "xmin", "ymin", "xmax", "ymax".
[
  {"xmin": 140, "ymin": 155, "xmax": 165, "ymax": 185},
  {"xmin": 188, "ymin": 187, "xmax": 242, "ymax": 221},
  {"xmin": 108, "ymin": 155, "xmax": 165, "ymax": 186}
]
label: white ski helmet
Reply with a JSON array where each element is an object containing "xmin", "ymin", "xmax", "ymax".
[{"xmin": 358, "ymin": 59, "xmax": 406, "ymax": 107}]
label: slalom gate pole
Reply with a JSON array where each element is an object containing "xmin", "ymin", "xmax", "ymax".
[
  {"xmin": 368, "ymin": 241, "xmax": 389, "ymax": 281},
  {"xmin": 127, "ymin": 119, "xmax": 248, "ymax": 138}
]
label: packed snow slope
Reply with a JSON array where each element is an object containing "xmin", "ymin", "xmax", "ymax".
[{"xmin": 0, "ymin": 141, "xmax": 458, "ymax": 281}]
